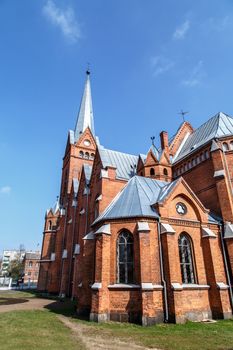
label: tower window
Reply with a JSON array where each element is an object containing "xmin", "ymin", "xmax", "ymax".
[
  {"xmin": 230, "ymin": 141, "xmax": 233, "ymax": 150},
  {"xmin": 150, "ymin": 168, "xmax": 155, "ymax": 176},
  {"xmin": 163, "ymin": 168, "xmax": 168, "ymax": 176},
  {"xmin": 223, "ymin": 142, "xmax": 229, "ymax": 152},
  {"xmin": 48, "ymin": 220, "xmax": 52, "ymax": 231},
  {"xmin": 84, "ymin": 152, "xmax": 89, "ymax": 159},
  {"xmin": 178, "ymin": 233, "xmax": 196, "ymax": 284},
  {"xmin": 79, "ymin": 151, "xmax": 84, "ymax": 158},
  {"xmin": 117, "ymin": 231, "xmax": 134, "ymax": 284}
]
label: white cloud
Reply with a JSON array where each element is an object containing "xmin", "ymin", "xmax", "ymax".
[
  {"xmin": 151, "ymin": 56, "xmax": 174, "ymax": 77},
  {"xmin": 173, "ymin": 20, "xmax": 190, "ymax": 40},
  {"xmin": 0, "ymin": 186, "xmax": 11, "ymax": 194},
  {"xmin": 182, "ymin": 60, "xmax": 205, "ymax": 87},
  {"xmin": 206, "ymin": 16, "xmax": 231, "ymax": 32},
  {"xmin": 43, "ymin": 0, "xmax": 81, "ymax": 43}
]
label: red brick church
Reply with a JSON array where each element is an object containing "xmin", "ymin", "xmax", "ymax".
[{"xmin": 38, "ymin": 71, "xmax": 233, "ymax": 325}]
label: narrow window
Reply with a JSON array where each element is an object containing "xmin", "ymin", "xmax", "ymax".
[
  {"xmin": 178, "ymin": 233, "xmax": 195, "ymax": 284},
  {"xmin": 223, "ymin": 142, "xmax": 229, "ymax": 152},
  {"xmin": 150, "ymin": 168, "xmax": 155, "ymax": 176},
  {"xmin": 117, "ymin": 231, "xmax": 134, "ymax": 284},
  {"xmin": 163, "ymin": 168, "xmax": 168, "ymax": 176},
  {"xmin": 79, "ymin": 151, "xmax": 84, "ymax": 158},
  {"xmin": 230, "ymin": 141, "xmax": 233, "ymax": 150},
  {"xmin": 204, "ymin": 150, "xmax": 209, "ymax": 159},
  {"xmin": 48, "ymin": 220, "xmax": 52, "ymax": 231},
  {"xmin": 29, "ymin": 261, "xmax": 33, "ymax": 267},
  {"xmin": 84, "ymin": 152, "xmax": 89, "ymax": 159}
]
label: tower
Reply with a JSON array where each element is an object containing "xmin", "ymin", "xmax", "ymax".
[{"xmin": 60, "ymin": 70, "xmax": 97, "ymax": 206}]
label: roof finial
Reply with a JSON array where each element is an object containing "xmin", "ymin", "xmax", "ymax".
[
  {"xmin": 179, "ymin": 109, "xmax": 189, "ymax": 122},
  {"xmin": 86, "ymin": 62, "xmax": 90, "ymax": 75},
  {"xmin": 151, "ymin": 136, "xmax": 155, "ymax": 146}
]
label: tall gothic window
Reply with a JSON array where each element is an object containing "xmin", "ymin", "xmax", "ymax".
[
  {"xmin": 117, "ymin": 231, "xmax": 134, "ymax": 284},
  {"xmin": 178, "ymin": 233, "xmax": 196, "ymax": 284}
]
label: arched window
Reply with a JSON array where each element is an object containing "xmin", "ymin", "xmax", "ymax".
[
  {"xmin": 48, "ymin": 220, "xmax": 52, "ymax": 231},
  {"xmin": 117, "ymin": 231, "xmax": 134, "ymax": 284},
  {"xmin": 150, "ymin": 168, "xmax": 155, "ymax": 176},
  {"xmin": 178, "ymin": 233, "xmax": 195, "ymax": 284},
  {"xmin": 163, "ymin": 168, "xmax": 168, "ymax": 176},
  {"xmin": 90, "ymin": 153, "xmax": 95, "ymax": 159},
  {"xmin": 191, "ymin": 158, "xmax": 196, "ymax": 167},
  {"xmin": 84, "ymin": 152, "xmax": 89, "ymax": 159},
  {"xmin": 230, "ymin": 141, "xmax": 233, "ymax": 150},
  {"xmin": 223, "ymin": 142, "xmax": 229, "ymax": 152},
  {"xmin": 79, "ymin": 151, "xmax": 84, "ymax": 158},
  {"xmin": 29, "ymin": 261, "xmax": 33, "ymax": 267}
]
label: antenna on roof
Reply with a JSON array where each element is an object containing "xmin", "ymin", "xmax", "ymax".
[
  {"xmin": 179, "ymin": 110, "xmax": 189, "ymax": 122},
  {"xmin": 151, "ymin": 136, "xmax": 155, "ymax": 146}
]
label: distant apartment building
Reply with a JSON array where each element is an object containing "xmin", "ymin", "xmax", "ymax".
[
  {"xmin": 23, "ymin": 252, "xmax": 41, "ymax": 284},
  {"xmin": 0, "ymin": 250, "xmax": 25, "ymax": 276}
]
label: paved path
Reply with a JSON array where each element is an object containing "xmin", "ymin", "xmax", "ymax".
[{"xmin": 0, "ymin": 297, "xmax": 56, "ymax": 313}]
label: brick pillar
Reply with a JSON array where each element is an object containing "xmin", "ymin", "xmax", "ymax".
[
  {"xmin": 202, "ymin": 234, "xmax": 232, "ymax": 319},
  {"xmin": 138, "ymin": 223, "xmax": 163, "ymax": 325},
  {"xmin": 225, "ymin": 238, "xmax": 233, "ymax": 286},
  {"xmin": 90, "ymin": 231, "xmax": 111, "ymax": 322},
  {"xmin": 212, "ymin": 148, "xmax": 233, "ymax": 221}
]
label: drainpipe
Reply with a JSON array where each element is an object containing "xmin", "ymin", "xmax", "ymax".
[
  {"xmin": 157, "ymin": 218, "xmax": 169, "ymax": 322},
  {"xmin": 220, "ymin": 222, "xmax": 233, "ymax": 311},
  {"xmin": 68, "ymin": 195, "xmax": 78, "ymax": 298},
  {"xmin": 59, "ymin": 201, "xmax": 68, "ymax": 297}
]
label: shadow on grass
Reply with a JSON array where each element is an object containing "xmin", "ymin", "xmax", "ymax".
[{"xmin": 44, "ymin": 299, "xmax": 89, "ymax": 321}]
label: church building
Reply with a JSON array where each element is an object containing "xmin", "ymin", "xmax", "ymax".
[{"xmin": 38, "ymin": 71, "xmax": 233, "ymax": 325}]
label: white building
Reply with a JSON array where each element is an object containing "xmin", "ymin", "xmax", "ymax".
[{"xmin": 0, "ymin": 250, "xmax": 25, "ymax": 276}]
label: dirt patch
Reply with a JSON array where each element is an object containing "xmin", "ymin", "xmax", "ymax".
[
  {"xmin": 58, "ymin": 315, "xmax": 161, "ymax": 350},
  {"xmin": 0, "ymin": 297, "xmax": 57, "ymax": 313},
  {"xmin": 0, "ymin": 298, "xmax": 28, "ymax": 306}
]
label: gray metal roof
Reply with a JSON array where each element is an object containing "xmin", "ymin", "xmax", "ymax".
[
  {"xmin": 174, "ymin": 112, "xmax": 233, "ymax": 163},
  {"xmin": 98, "ymin": 147, "xmax": 139, "ymax": 180},
  {"xmin": 72, "ymin": 178, "xmax": 79, "ymax": 195},
  {"xmin": 83, "ymin": 164, "xmax": 92, "ymax": 184},
  {"xmin": 25, "ymin": 252, "xmax": 40, "ymax": 260},
  {"xmin": 74, "ymin": 72, "xmax": 95, "ymax": 142},
  {"xmin": 93, "ymin": 176, "xmax": 169, "ymax": 224}
]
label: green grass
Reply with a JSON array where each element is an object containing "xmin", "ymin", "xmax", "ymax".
[
  {"xmin": 0, "ymin": 310, "xmax": 85, "ymax": 350},
  {"xmin": 72, "ymin": 318, "xmax": 233, "ymax": 350}
]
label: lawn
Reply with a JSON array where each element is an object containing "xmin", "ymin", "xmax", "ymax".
[
  {"xmin": 77, "ymin": 318, "xmax": 233, "ymax": 350},
  {"xmin": 0, "ymin": 289, "xmax": 233, "ymax": 350},
  {"xmin": 0, "ymin": 310, "xmax": 85, "ymax": 350}
]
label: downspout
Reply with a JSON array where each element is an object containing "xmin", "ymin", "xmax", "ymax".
[
  {"xmin": 68, "ymin": 196, "xmax": 78, "ymax": 298},
  {"xmin": 220, "ymin": 222, "xmax": 233, "ymax": 311},
  {"xmin": 59, "ymin": 201, "xmax": 68, "ymax": 297},
  {"xmin": 157, "ymin": 218, "xmax": 169, "ymax": 322}
]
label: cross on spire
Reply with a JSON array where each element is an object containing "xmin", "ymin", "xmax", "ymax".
[
  {"xmin": 151, "ymin": 136, "xmax": 155, "ymax": 146},
  {"xmin": 179, "ymin": 110, "xmax": 189, "ymax": 122}
]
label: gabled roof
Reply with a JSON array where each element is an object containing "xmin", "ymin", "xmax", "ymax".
[
  {"xmin": 149, "ymin": 144, "xmax": 160, "ymax": 160},
  {"xmin": 93, "ymin": 176, "xmax": 169, "ymax": 224},
  {"xmin": 174, "ymin": 112, "xmax": 233, "ymax": 163},
  {"xmin": 98, "ymin": 146, "xmax": 138, "ymax": 180},
  {"xmin": 74, "ymin": 71, "xmax": 95, "ymax": 142}
]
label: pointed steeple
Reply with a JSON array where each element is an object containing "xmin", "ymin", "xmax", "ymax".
[{"xmin": 74, "ymin": 70, "xmax": 95, "ymax": 142}]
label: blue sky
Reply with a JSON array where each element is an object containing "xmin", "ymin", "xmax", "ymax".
[{"xmin": 0, "ymin": 0, "xmax": 233, "ymax": 253}]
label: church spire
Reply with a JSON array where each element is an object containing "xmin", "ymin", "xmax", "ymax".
[{"xmin": 74, "ymin": 70, "xmax": 95, "ymax": 142}]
